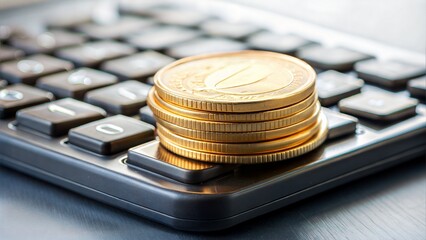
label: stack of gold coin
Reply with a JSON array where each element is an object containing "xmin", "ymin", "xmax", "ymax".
[{"xmin": 148, "ymin": 51, "xmax": 328, "ymax": 164}]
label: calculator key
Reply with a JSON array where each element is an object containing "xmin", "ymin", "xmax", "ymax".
[
  {"xmin": 145, "ymin": 76, "xmax": 155, "ymax": 86},
  {"xmin": 56, "ymin": 41, "xmax": 136, "ymax": 67},
  {"xmin": 126, "ymin": 26, "xmax": 202, "ymax": 50},
  {"xmin": 323, "ymin": 108, "xmax": 358, "ymax": 139},
  {"xmin": 355, "ymin": 59, "xmax": 426, "ymax": 88},
  {"xmin": 339, "ymin": 92, "xmax": 418, "ymax": 121},
  {"xmin": 247, "ymin": 32, "xmax": 315, "ymax": 55},
  {"xmin": 0, "ymin": 84, "xmax": 54, "ymax": 119},
  {"xmin": 9, "ymin": 30, "xmax": 86, "ymax": 54},
  {"xmin": 139, "ymin": 106, "xmax": 156, "ymax": 126},
  {"xmin": 17, "ymin": 98, "xmax": 106, "ymax": 136},
  {"xmin": 0, "ymin": 54, "xmax": 73, "ymax": 85},
  {"xmin": 85, "ymin": 80, "xmax": 151, "ymax": 115},
  {"xmin": 0, "ymin": 45, "xmax": 24, "ymax": 62},
  {"xmin": 200, "ymin": 19, "xmax": 260, "ymax": 39},
  {"xmin": 297, "ymin": 46, "xmax": 373, "ymax": 71},
  {"xmin": 0, "ymin": 79, "xmax": 7, "ymax": 88},
  {"xmin": 149, "ymin": 8, "xmax": 209, "ymax": 27},
  {"xmin": 69, "ymin": 115, "xmax": 155, "ymax": 155},
  {"xmin": 46, "ymin": 14, "xmax": 91, "ymax": 29},
  {"xmin": 37, "ymin": 68, "xmax": 118, "ymax": 100},
  {"xmin": 101, "ymin": 51, "xmax": 175, "ymax": 81},
  {"xmin": 316, "ymin": 70, "xmax": 364, "ymax": 106},
  {"xmin": 76, "ymin": 16, "xmax": 156, "ymax": 40},
  {"xmin": 127, "ymin": 140, "xmax": 236, "ymax": 184},
  {"xmin": 407, "ymin": 76, "xmax": 426, "ymax": 99},
  {"xmin": 166, "ymin": 37, "xmax": 247, "ymax": 59}
]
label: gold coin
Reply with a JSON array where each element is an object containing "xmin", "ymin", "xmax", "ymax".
[
  {"xmin": 148, "ymin": 88, "xmax": 321, "ymax": 132},
  {"xmin": 158, "ymin": 113, "xmax": 328, "ymax": 164},
  {"xmin": 154, "ymin": 90, "xmax": 317, "ymax": 122},
  {"xmin": 157, "ymin": 117, "xmax": 322, "ymax": 154},
  {"xmin": 154, "ymin": 50, "xmax": 316, "ymax": 112},
  {"xmin": 155, "ymin": 113, "xmax": 318, "ymax": 143}
]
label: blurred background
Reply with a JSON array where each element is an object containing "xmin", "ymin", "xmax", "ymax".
[{"xmin": 1, "ymin": 0, "xmax": 425, "ymax": 53}]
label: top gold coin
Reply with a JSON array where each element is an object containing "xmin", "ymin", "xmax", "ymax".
[{"xmin": 154, "ymin": 50, "xmax": 316, "ymax": 112}]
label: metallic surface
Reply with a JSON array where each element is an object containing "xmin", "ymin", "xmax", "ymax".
[
  {"xmin": 153, "ymin": 51, "xmax": 316, "ymax": 112},
  {"xmin": 157, "ymin": 113, "xmax": 328, "ymax": 164},
  {"xmin": 149, "ymin": 88, "xmax": 321, "ymax": 132}
]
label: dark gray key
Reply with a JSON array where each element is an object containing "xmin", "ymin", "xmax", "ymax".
[
  {"xmin": 0, "ymin": 45, "xmax": 24, "ymax": 62},
  {"xmin": 297, "ymin": 46, "xmax": 373, "ymax": 71},
  {"xmin": 316, "ymin": 70, "xmax": 364, "ymax": 106},
  {"xmin": 200, "ymin": 19, "xmax": 260, "ymax": 39},
  {"xmin": 56, "ymin": 41, "xmax": 136, "ymax": 67},
  {"xmin": 408, "ymin": 76, "xmax": 426, "ymax": 99},
  {"xmin": 17, "ymin": 98, "xmax": 106, "ymax": 136},
  {"xmin": 0, "ymin": 79, "xmax": 7, "ymax": 88},
  {"xmin": 37, "ymin": 68, "xmax": 118, "ymax": 100},
  {"xmin": 69, "ymin": 115, "xmax": 155, "ymax": 155},
  {"xmin": 0, "ymin": 54, "xmax": 73, "ymax": 85},
  {"xmin": 339, "ymin": 92, "xmax": 418, "ymax": 121},
  {"xmin": 149, "ymin": 8, "xmax": 208, "ymax": 27},
  {"xmin": 166, "ymin": 37, "xmax": 247, "ymax": 59},
  {"xmin": 0, "ymin": 84, "xmax": 54, "ymax": 119},
  {"xmin": 127, "ymin": 140, "xmax": 236, "ymax": 184},
  {"xmin": 323, "ymin": 108, "xmax": 358, "ymax": 139},
  {"xmin": 46, "ymin": 15, "xmax": 91, "ymax": 29},
  {"xmin": 145, "ymin": 76, "xmax": 155, "ymax": 85},
  {"xmin": 126, "ymin": 26, "xmax": 202, "ymax": 50},
  {"xmin": 101, "ymin": 51, "xmax": 174, "ymax": 81},
  {"xmin": 247, "ymin": 32, "xmax": 315, "ymax": 54},
  {"xmin": 355, "ymin": 59, "xmax": 426, "ymax": 88},
  {"xmin": 9, "ymin": 30, "xmax": 86, "ymax": 54},
  {"xmin": 76, "ymin": 16, "xmax": 156, "ymax": 40},
  {"xmin": 139, "ymin": 105, "xmax": 156, "ymax": 126},
  {"xmin": 85, "ymin": 80, "xmax": 151, "ymax": 115}
]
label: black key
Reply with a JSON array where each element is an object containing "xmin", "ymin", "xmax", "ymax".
[
  {"xmin": 339, "ymin": 92, "xmax": 418, "ymax": 121},
  {"xmin": 200, "ymin": 19, "xmax": 260, "ymax": 39},
  {"xmin": 247, "ymin": 32, "xmax": 315, "ymax": 54},
  {"xmin": 127, "ymin": 140, "xmax": 236, "ymax": 184},
  {"xmin": 149, "ymin": 8, "xmax": 208, "ymax": 27},
  {"xmin": 139, "ymin": 106, "xmax": 156, "ymax": 126},
  {"xmin": 9, "ymin": 30, "xmax": 86, "ymax": 54},
  {"xmin": 126, "ymin": 26, "xmax": 202, "ymax": 51},
  {"xmin": 297, "ymin": 46, "xmax": 373, "ymax": 71},
  {"xmin": 69, "ymin": 115, "xmax": 155, "ymax": 155},
  {"xmin": 166, "ymin": 37, "xmax": 247, "ymax": 59},
  {"xmin": 408, "ymin": 76, "xmax": 426, "ymax": 99},
  {"xmin": 17, "ymin": 98, "xmax": 106, "ymax": 136},
  {"xmin": 0, "ymin": 54, "xmax": 73, "ymax": 85},
  {"xmin": 355, "ymin": 59, "xmax": 426, "ymax": 88},
  {"xmin": 37, "ymin": 68, "xmax": 118, "ymax": 100},
  {"xmin": 101, "ymin": 51, "xmax": 175, "ymax": 81},
  {"xmin": 323, "ymin": 108, "xmax": 358, "ymax": 139},
  {"xmin": 77, "ymin": 17, "xmax": 156, "ymax": 40},
  {"xmin": 316, "ymin": 70, "xmax": 364, "ymax": 106},
  {"xmin": 56, "ymin": 41, "xmax": 136, "ymax": 67},
  {"xmin": 0, "ymin": 84, "xmax": 53, "ymax": 119},
  {"xmin": 85, "ymin": 80, "xmax": 151, "ymax": 115},
  {"xmin": 0, "ymin": 45, "xmax": 24, "ymax": 62}
]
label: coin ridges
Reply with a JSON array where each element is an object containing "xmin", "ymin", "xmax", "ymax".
[{"xmin": 157, "ymin": 113, "xmax": 328, "ymax": 164}]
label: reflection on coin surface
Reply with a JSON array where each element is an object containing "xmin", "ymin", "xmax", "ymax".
[{"xmin": 154, "ymin": 51, "xmax": 316, "ymax": 112}]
